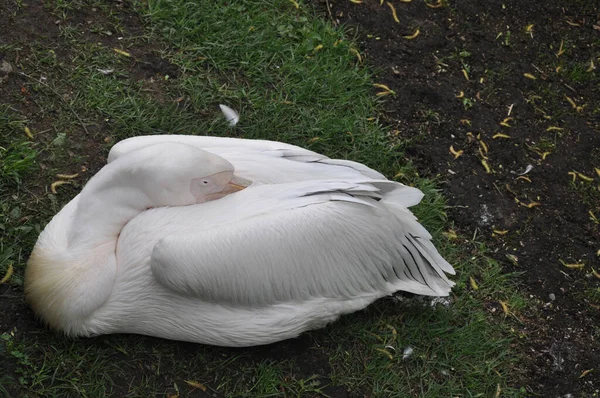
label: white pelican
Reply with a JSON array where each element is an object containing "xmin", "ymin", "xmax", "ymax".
[{"xmin": 25, "ymin": 135, "xmax": 455, "ymax": 347}]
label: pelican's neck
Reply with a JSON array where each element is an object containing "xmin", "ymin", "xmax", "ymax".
[
  {"xmin": 25, "ymin": 159, "xmax": 156, "ymax": 335},
  {"xmin": 67, "ymin": 161, "xmax": 153, "ymax": 249}
]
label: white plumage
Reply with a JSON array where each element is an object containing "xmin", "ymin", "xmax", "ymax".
[{"xmin": 25, "ymin": 135, "xmax": 455, "ymax": 347}]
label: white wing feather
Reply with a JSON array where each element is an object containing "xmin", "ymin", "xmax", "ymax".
[
  {"xmin": 107, "ymin": 135, "xmax": 386, "ymax": 181},
  {"xmin": 150, "ymin": 180, "xmax": 454, "ymax": 306}
]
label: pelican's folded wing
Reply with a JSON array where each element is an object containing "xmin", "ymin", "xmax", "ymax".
[
  {"xmin": 108, "ymin": 135, "xmax": 387, "ymax": 181},
  {"xmin": 107, "ymin": 135, "xmax": 325, "ymax": 163},
  {"xmin": 149, "ymin": 181, "xmax": 454, "ymax": 306}
]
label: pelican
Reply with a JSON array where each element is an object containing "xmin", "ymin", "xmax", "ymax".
[{"xmin": 25, "ymin": 135, "xmax": 455, "ymax": 346}]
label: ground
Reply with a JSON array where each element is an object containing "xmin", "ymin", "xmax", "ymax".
[
  {"xmin": 0, "ymin": 0, "xmax": 598, "ymax": 397},
  {"xmin": 310, "ymin": 0, "xmax": 600, "ymax": 395}
]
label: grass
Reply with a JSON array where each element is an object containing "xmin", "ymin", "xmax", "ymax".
[{"xmin": 0, "ymin": 0, "xmax": 529, "ymax": 396}]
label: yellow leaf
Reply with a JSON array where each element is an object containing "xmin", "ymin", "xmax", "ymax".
[
  {"xmin": 455, "ymin": 91, "xmax": 465, "ymax": 98},
  {"xmin": 425, "ymin": 0, "xmax": 443, "ymax": 8},
  {"xmin": 373, "ymin": 83, "xmax": 392, "ymax": 92},
  {"xmin": 479, "ymin": 140, "xmax": 489, "ymax": 154},
  {"xmin": 559, "ymin": 259, "xmax": 585, "ymax": 269},
  {"xmin": 493, "ymin": 229, "xmax": 509, "ymax": 236},
  {"xmin": 568, "ymin": 171, "xmax": 577, "ymax": 182},
  {"xmin": 386, "ymin": 2, "xmax": 400, "ymax": 23},
  {"xmin": 50, "ymin": 180, "xmax": 71, "ymax": 194},
  {"xmin": 523, "ymin": 73, "xmax": 536, "ymax": 80},
  {"xmin": 350, "ymin": 0, "xmax": 363, "ymax": 3},
  {"xmin": 500, "ymin": 117, "xmax": 513, "ymax": 128},
  {"xmin": 288, "ymin": 0, "xmax": 300, "ymax": 8},
  {"xmin": 184, "ymin": 380, "xmax": 207, "ymax": 391},
  {"xmin": 24, "ymin": 126, "xmax": 34, "ymax": 139},
  {"xmin": 514, "ymin": 198, "xmax": 540, "ymax": 208},
  {"xmin": 576, "ymin": 172, "xmax": 593, "ymax": 182},
  {"xmin": 449, "ymin": 145, "xmax": 463, "ymax": 159},
  {"xmin": 493, "ymin": 133, "xmax": 511, "ymax": 139},
  {"xmin": 444, "ymin": 229, "xmax": 458, "ymax": 240},
  {"xmin": 462, "ymin": 69, "xmax": 469, "ymax": 80},
  {"xmin": 350, "ymin": 48, "xmax": 362, "ymax": 63},
  {"xmin": 565, "ymin": 95, "xmax": 578, "ymax": 109},
  {"xmin": 481, "ymin": 159, "xmax": 492, "ymax": 173},
  {"xmin": 546, "ymin": 126, "xmax": 563, "ymax": 132},
  {"xmin": 56, "ymin": 173, "xmax": 79, "ymax": 179},
  {"xmin": 590, "ymin": 211, "xmax": 599, "ymax": 224},
  {"xmin": 556, "ymin": 40, "xmax": 565, "ymax": 57},
  {"xmin": 375, "ymin": 348, "xmax": 394, "ymax": 360},
  {"xmin": 0, "ymin": 263, "xmax": 13, "ymax": 284},
  {"xmin": 516, "ymin": 176, "xmax": 531, "ymax": 183},
  {"xmin": 460, "ymin": 119, "xmax": 471, "ymax": 126},
  {"xmin": 595, "ymin": 168, "xmax": 600, "ymax": 177},
  {"xmin": 113, "ymin": 48, "xmax": 131, "ymax": 57},
  {"xmin": 579, "ymin": 369, "xmax": 593, "ymax": 379},
  {"xmin": 541, "ymin": 151, "xmax": 551, "ymax": 160},
  {"xmin": 403, "ymin": 29, "xmax": 420, "ymax": 40},
  {"xmin": 469, "ymin": 276, "xmax": 479, "ymax": 290},
  {"xmin": 314, "ymin": 44, "xmax": 323, "ymax": 51},
  {"xmin": 592, "ymin": 269, "xmax": 600, "ymax": 279},
  {"xmin": 499, "ymin": 300, "xmax": 509, "ymax": 315}
]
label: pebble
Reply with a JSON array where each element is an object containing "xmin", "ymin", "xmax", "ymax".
[
  {"xmin": 549, "ymin": 293, "xmax": 556, "ymax": 301},
  {"xmin": 0, "ymin": 60, "xmax": 13, "ymax": 74}
]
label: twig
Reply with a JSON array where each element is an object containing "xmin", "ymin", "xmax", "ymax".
[
  {"xmin": 325, "ymin": 0, "xmax": 334, "ymax": 23},
  {"xmin": 18, "ymin": 71, "xmax": 90, "ymax": 135}
]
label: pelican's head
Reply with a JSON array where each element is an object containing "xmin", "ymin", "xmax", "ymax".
[{"xmin": 119, "ymin": 142, "xmax": 246, "ymax": 207}]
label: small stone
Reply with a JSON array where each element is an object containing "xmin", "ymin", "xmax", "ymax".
[
  {"xmin": 0, "ymin": 60, "xmax": 14, "ymax": 74},
  {"xmin": 549, "ymin": 293, "xmax": 556, "ymax": 301}
]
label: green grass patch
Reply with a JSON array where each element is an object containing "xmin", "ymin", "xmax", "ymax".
[{"xmin": 0, "ymin": 0, "xmax": 529, "ymax": 396}]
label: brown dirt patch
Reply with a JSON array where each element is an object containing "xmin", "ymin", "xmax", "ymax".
[{"xmin": 310, "ymin": 0, "xmax": 600, "ymax": 395}]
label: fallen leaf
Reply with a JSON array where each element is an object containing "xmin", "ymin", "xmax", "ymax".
[
  {"xmin": 470, "ymin": 277, "xmax": 479, "ymax": 290},
  {"xmin": 56, "ymin": 173, "xmax": 79, "ymax": 179},
  {"xmin": 375, "ymin": 348, "xmax": 394, "ymax": 360},
  {"xmin": 425, "ymin": 0, "xmax": 443, "ymax": 8},
  {"xmin": 499, "ymin": 300, "xmax": 509, "ymax": 315},
  {"xmin": 403, "ymin": 29, "xmax": 420, "ymax": 40},
  {"xmin": 350, "ymin": 48, "xmax": 362, "ymax": 63},
  {"xmin": 559, "ymin": 259, "xmax": 585, "ymax": 269},
  {"xmin": 113, "ymin": 48, "xmax": 131, "ymax": 57},
  {"xmin": 0, "ymin": 264, "xmax": 13, "ymax": 284},
  {"xmin": 579, "ymin": 369, "xmax": 593, "ymax": 378},
  {"xmin": 386, "ymin": 2, "xmax": 400, "ymax": 23},
  {"xmin": 449, "ymin": 145, "xmax": 463, "ymax": 159},
  {"xmin": 184, "ymin": 380, "xmax": 207, "ymax": 392},
  {"xmin": 481, "ymin": 159, "xmax": 492, "ymax": 173},
  {"xmin": 24, "ymin": 126, "xmax": 34, "ymax": 139},
  {"xmin": 50, "ymin": 180, "xmax": 71, "ymax": 194}
]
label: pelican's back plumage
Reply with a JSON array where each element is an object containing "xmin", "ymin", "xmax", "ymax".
[{"xmin": 26, "ymin": 135, "xmax": 455, "ymax": 346}]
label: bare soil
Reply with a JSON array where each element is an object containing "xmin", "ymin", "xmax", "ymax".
[{"xmin": 309, "ymin": 0, "xmax": 600, "ymax": 395}]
